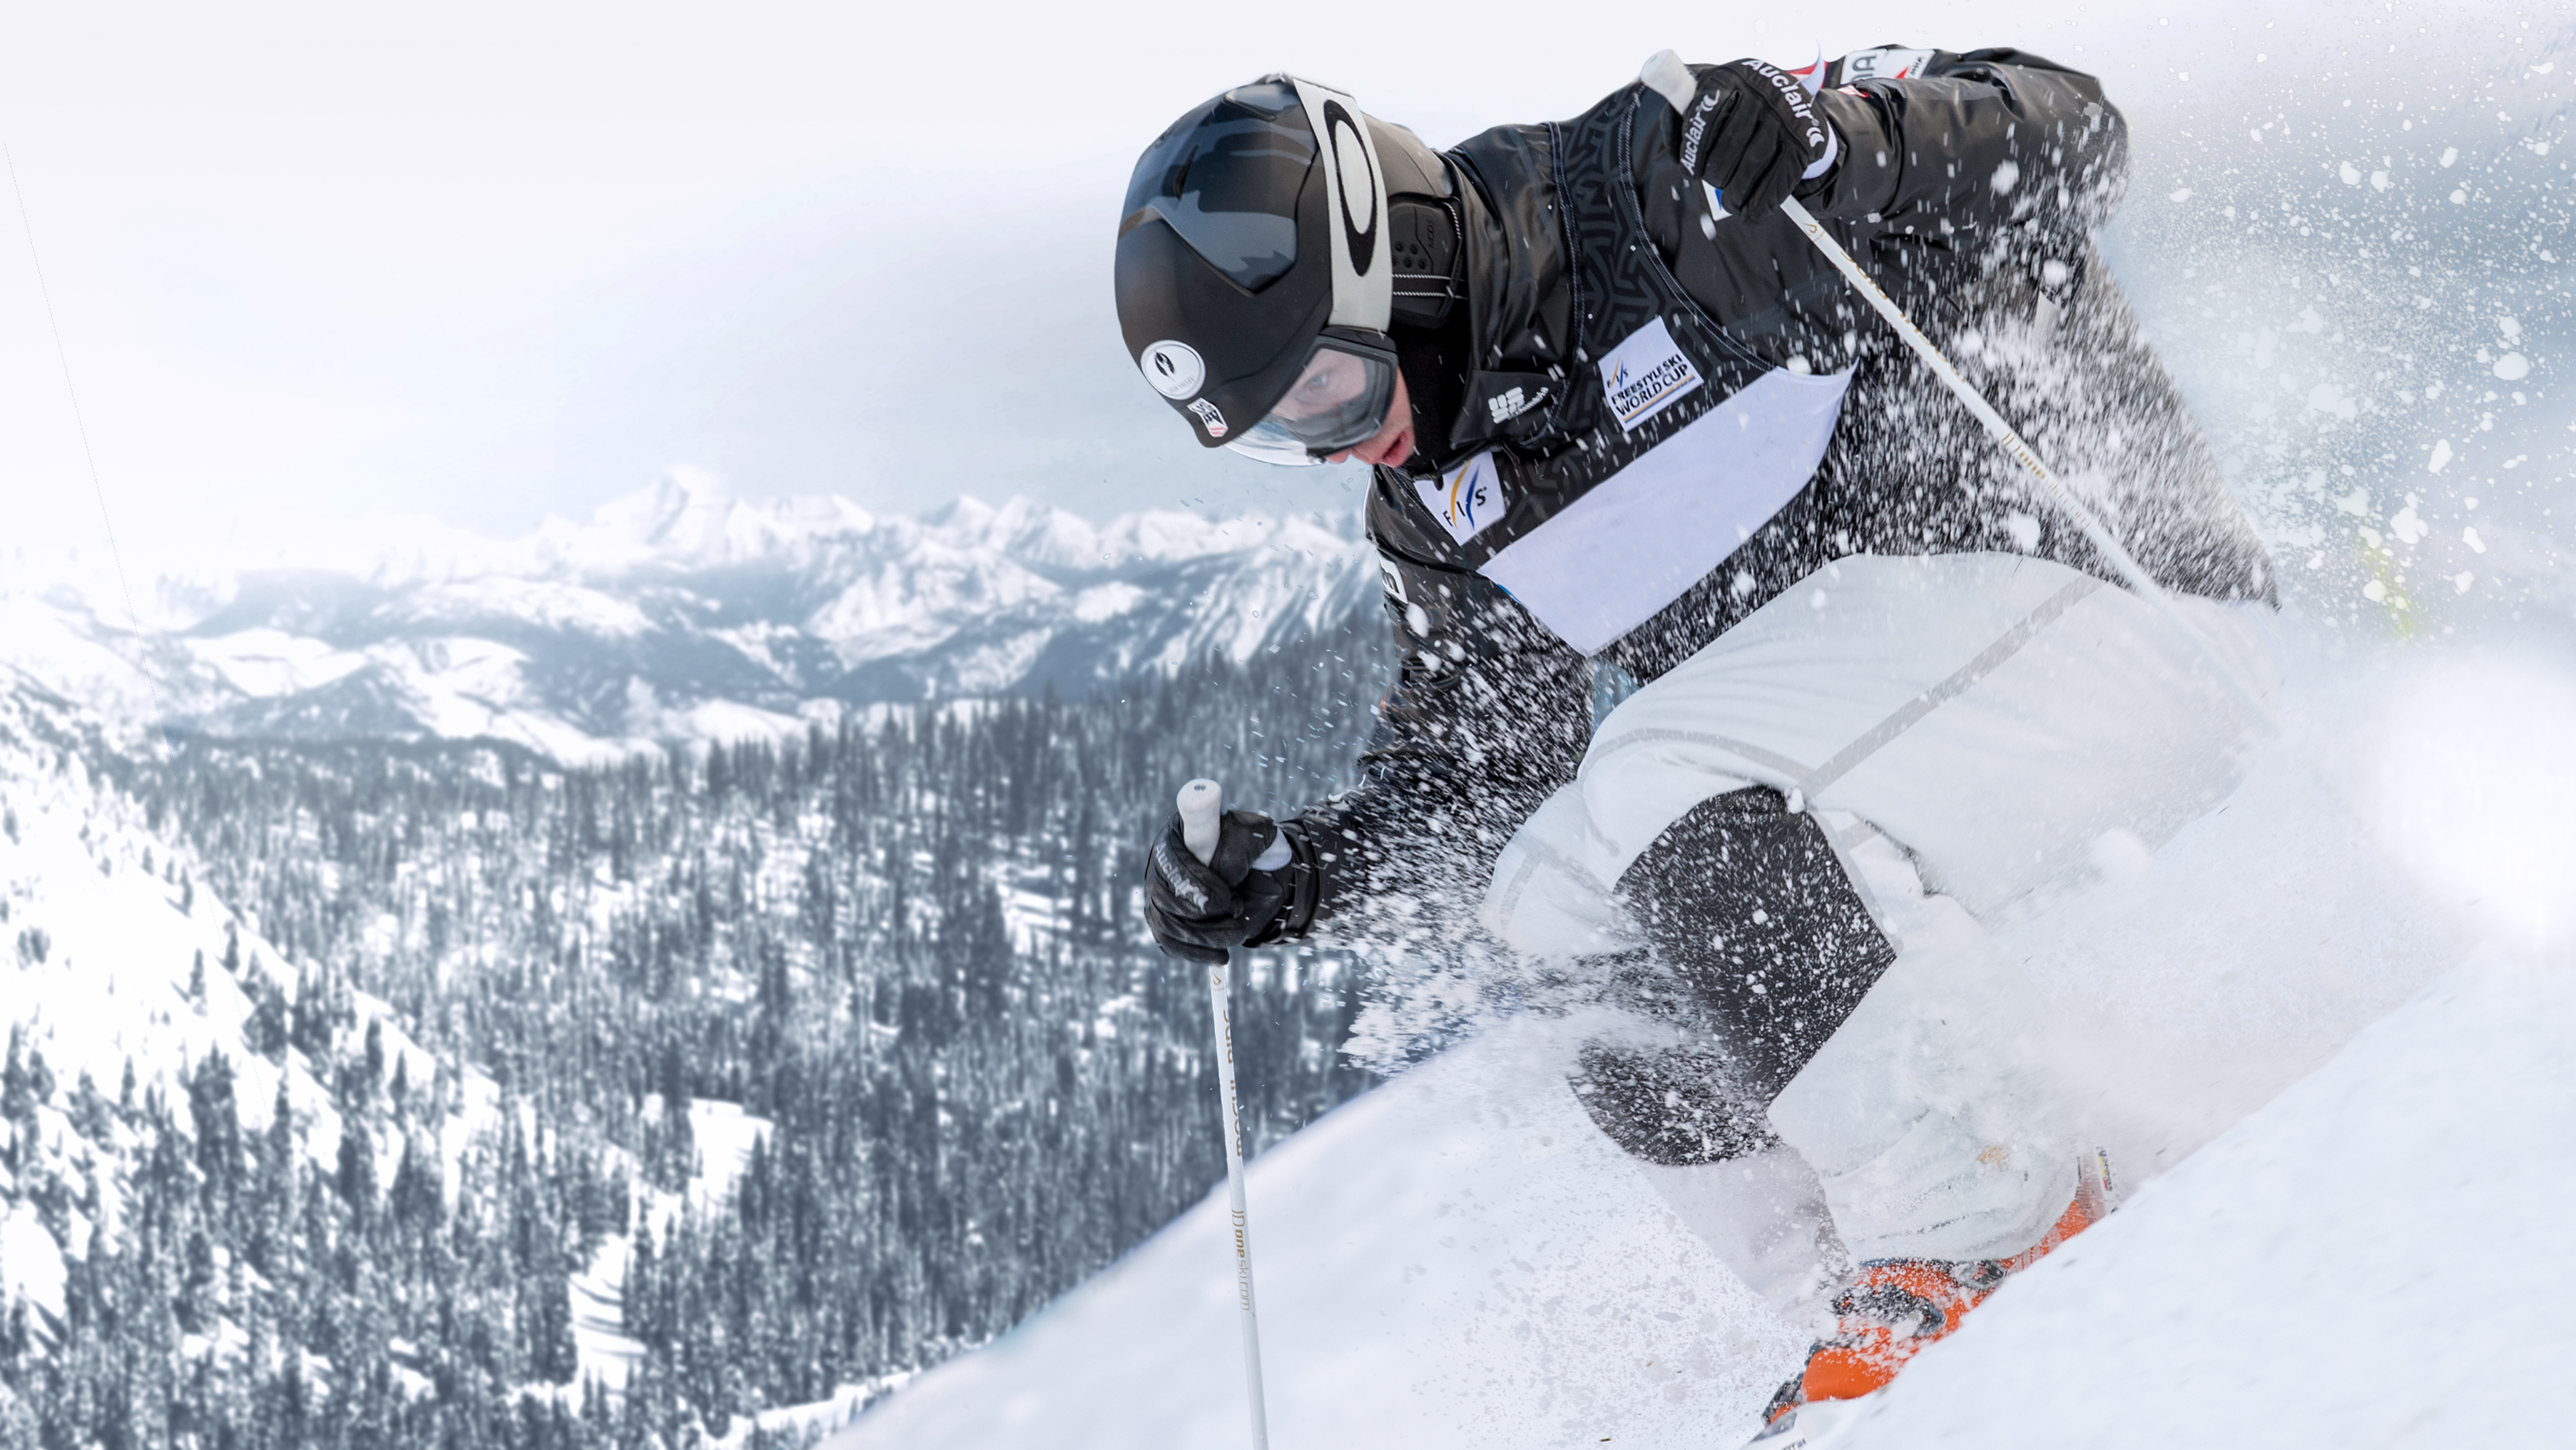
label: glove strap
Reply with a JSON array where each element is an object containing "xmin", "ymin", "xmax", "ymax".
[{"xmin": 1244, "ymin": 819, "xmax": 1325, "ymax": 945}]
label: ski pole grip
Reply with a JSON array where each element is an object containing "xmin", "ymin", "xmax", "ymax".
[{"xmin": 1177, "ymin": 779, "xmax": 1223, "ymax": 866}]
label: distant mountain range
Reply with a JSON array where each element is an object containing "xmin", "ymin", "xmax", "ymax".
[{"xmin": 3, "ymin": 475, "xmax": 1383, "ymax": 759}]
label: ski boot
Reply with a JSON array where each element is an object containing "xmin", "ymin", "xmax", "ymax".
[{"xmin": 1751, "ymin": 1151, "xmax": 2112, "ymax": 1445}]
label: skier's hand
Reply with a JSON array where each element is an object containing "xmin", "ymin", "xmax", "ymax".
[
  {"xmin": 1676, "ymin": 59, "xmax": 1836, "ymax": 216},
  {"xmin": 1144, "ymin": 808, "xmax": 1300, "ymax": 964}
]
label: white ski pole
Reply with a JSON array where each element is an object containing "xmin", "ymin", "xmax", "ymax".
[
  {"xmin": 1176, "ymin": 777, "xmax": 1273, "ymax": 1450},
  {"xmin": 1770, "ymin": 195, "xmax": 2273, "ymax": 723}
]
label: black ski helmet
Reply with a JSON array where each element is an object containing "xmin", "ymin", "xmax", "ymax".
[{"xmin": 1115, "ymin": 76, "xmax": 1402, "ymax": 465}]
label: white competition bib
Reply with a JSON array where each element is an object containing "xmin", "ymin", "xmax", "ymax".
[{"xmin": 1479, "ymin": 365, "xmax": 1853, "ymax": 654}]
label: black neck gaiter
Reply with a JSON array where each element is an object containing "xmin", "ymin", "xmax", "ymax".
[{"xmin": 1390, "ymin": 306, "xmax": 1473, "ymax": 472}]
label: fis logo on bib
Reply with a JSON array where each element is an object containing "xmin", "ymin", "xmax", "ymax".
[
  {"xmin": 1415, "ymin": 450, "xmax": 1504, "ymax": 545},
  {"xmin": 1597, "ymin": 316, "xmax": 1705, "ymax": 432}
]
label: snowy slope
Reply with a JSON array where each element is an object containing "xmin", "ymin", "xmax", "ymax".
[
  {"xmin": 0, "ymin": 673, "xmax": 791, "ymax": 1412},
  {"xmin": 0, "ymin": 674, "xmax": 469, "ymax": 1320},
  {"xmin": 565, "ymin": 1097, "xmax": 779, "ymax": 1396},
  {"xmin": 820, "ymin": 1018, "xmax": 1808, "ymax": 1449},
  {"xmin": 1786, "ymin": 942, "xmax": 2576, "ymax": 1450},
  {"xmin": 818, "ymin": 637, "xmax": 2574, "ymax": 1449},
  {"xmin": 5, "ymin": 476, "xmax": 1380, "ymax": 761},
  {"xmin": 825, "ymin": 945, "xmax": 2574, "ymax": 1450}
]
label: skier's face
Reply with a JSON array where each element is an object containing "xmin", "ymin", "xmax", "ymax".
[{"xmin": 1327, "ymin": 370, "xmax": 1414, "ymax": 469}]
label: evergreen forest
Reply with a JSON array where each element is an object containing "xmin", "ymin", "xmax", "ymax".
[{"xmin": 0, "ymin": 614, "xmax": 1398, "ymax": 1449}]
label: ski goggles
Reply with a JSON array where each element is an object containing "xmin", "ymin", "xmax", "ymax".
[{"xmin": 1224, "ymin": 332, "xmax": 1400, "ymax": 466}]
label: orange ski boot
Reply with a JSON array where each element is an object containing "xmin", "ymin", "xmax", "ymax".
[{"xmin": 1756, "ymin": 1154, "xmax": 2109, "ymax": 1439}]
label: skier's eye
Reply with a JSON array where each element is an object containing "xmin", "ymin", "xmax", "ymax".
[{"xmin": 1275, "ymin": 353, "xmax": 1365, "ymax": 420}]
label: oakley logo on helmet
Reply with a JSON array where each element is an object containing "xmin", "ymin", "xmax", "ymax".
[
  {"xmin": 1186, "ymin": 397, "xmax": 1229, "ymax": 437},
  {"xmin": 1290, "ymin": 78, "xmax": 1393, "ymax": 335},
  {"xmin": 1141, "ymin": 340, "xmax": 1206, "ymax": 400},
  {"xmin": 1323, "ymin": 101, "xmax": 1379, "ymax": 279}
]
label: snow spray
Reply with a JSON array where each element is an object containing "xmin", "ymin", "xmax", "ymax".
[
  {"xmin": 1178, "ymin": 778, "xmax": 1273, "ymax": 1449},
  {"xmin": 1637, "ymin": 49, "xmax": 2279, "ymax": 727}
]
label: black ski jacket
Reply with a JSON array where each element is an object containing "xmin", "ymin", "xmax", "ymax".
[{"xmin": 1280, "ymin": 46, "xmax": 2276, "ymax": 948}]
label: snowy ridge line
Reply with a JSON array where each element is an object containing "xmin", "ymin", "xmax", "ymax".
[{"xmin": 4, "ymin": 475, "xmax": 1383, "ymax": 762}]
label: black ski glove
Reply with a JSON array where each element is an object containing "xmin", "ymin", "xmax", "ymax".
[
  {"xmin": 1676, "ymin": 59, "xmax": 1836, "ymax": 216},
  {"xmin": 1144, "ymin": 808, "xmax": 1315, "ymax": 964}
]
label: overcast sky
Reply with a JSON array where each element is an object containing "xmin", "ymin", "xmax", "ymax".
[{"xmin": 0, "ymin": 0, "xmax": 2547, "ymax": 582}]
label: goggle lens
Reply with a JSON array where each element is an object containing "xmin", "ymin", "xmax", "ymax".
[{"xmin": 1225, "ymin": 343, "xmax": 1398, "ymax": 466}]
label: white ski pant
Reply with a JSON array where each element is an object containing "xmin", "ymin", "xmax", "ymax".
[{"xmin": 1481, "ymin": 553, "xmax": 2277, "ymax": 1287}]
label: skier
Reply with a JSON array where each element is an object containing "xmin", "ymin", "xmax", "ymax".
[{"xmin": 1119, "ymin": 46, "xmax": 2279, "ymax": 1431}]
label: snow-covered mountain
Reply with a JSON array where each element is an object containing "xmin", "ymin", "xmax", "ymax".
[
  {"xmin": 0, "ymin": 673, "xmax": 463, "ymax": 1339},
  {"xmin": 0, "ymin": 670, "xmax": 852, "ymax": 1439},
  {"xmin": 6, "ymin": 475, "xmax": 1380, "ymax": 761}
]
